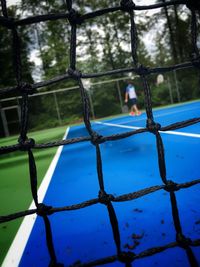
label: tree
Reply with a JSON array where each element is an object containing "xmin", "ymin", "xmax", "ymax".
[{"xmin": 0, "ymin": 6, "xmax": 34, "ymax": 90}]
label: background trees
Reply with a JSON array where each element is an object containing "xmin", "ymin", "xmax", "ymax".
[{"xmin": 0, "ymin": 0, "xmax": 199, "ymax": 136}]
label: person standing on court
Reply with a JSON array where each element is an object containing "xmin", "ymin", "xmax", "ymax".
[{"xmin": 124, "ymin": 80, "xmax": 141, "ymax": 116}]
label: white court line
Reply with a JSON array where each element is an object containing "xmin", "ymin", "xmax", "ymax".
[
  {"xmin": 154, "ymin": 106, "xmax": 200, "ymax": 119},
  {"xmin": 2, "ymin": 127, "xmax": 70, "ymax": 267},
  {"xmin": 95, "ymin": 121, "xmax": 200, "ymax": 138},
  {"xmin": 120, "ymin": 105, "xmax": 200, "ymax": 125}
]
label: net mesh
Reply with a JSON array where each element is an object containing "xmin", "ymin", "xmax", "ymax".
[{"xmin": 0, "ymin": 0, "xmax": 200, "ymax": 266}]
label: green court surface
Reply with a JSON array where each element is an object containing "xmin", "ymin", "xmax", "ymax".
[{"xmin": 0, "ymin": 125, "xmax": 67, "ymax": 265}]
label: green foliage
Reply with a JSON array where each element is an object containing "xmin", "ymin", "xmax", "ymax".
[
  {"xmin": 1, "ymin": 1, "xmax": 200, "ymax": 135},
  {"xmin": 0, "ymin": 125, "xmax": 66, "ymax": 265},
  {"xmin": 92, "ymin": 84, "xmax": 121, "ymax": 118},
  {"xmin": 152, "ymin": 83, "xmax": 171, "ymax": 106},
  {"xmin": 177, "ymin": 69, "xmax": 200, "ymax": 101},
  {"xmin": 0, "ymin": 27, "xmax": 15, "ymax": 87},
  {"xmin": 0, "ymin": 7, "xmax": 33, "ymax": 89}
]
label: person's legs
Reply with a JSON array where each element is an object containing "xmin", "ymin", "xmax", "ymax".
[
  {"xmin": 132, "ymin": 105, "xmax": 141, "ymax": 115},
  {"xmin": 132, "ymin": 104, "xmax": 139, "ymax": 114},
  {"xmin": 129, "ymin": 98, "xmax": 141, "ymax": 116},
  {"xmin": 129, "ymin": 105, "xmax": 135, "ymax": 115},
  {"xmin": 129, "ymin": 99, "xmax": 136, "ymax": 115}
]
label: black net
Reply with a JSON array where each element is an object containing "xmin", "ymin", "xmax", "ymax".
[{"xmin": 0, "ymin": 0, "xmax": 200, "ymax": 266}]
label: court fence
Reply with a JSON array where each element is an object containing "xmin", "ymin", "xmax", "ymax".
[{"xmin": 1, "ymin": 70, "xmax": 197, "ymax": 137}]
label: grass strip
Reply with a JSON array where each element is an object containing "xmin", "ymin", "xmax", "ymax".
[{"xmin": 0, "ymin": 125, "xmax": 67, "ymax": 265}]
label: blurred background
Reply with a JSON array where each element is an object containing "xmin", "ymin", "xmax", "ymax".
[
  {"xmin": 0, "ymin": 0, "xmax": 200, "ymax": 137},
  {"xmin": 1, "ymin": 1, "xmax": 200, "ymax": 266}
]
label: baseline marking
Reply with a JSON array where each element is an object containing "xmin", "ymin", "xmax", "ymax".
[
  {"xmin": 2, "ymin": 127, "xmax": 70, "ymax": 267},
  {"xmin": 95, "ymin": 121, "xmax": 200, "ymax": 138},
  {"xmin": 117, "ymin": 105, "xmax": 200, "ymax": 125}
]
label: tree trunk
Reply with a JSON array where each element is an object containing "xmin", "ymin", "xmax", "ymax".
[
  {"xmin": 162, "ymin": 0, "xmax": 178, "ymax": 63},
  {"xmin": 174, "ymin": 5, "xmax": 184, "ymax": 61}
]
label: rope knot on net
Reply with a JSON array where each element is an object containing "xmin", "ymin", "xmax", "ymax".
[
  {"xmin": 186, "ymin": 0, "xmax": 200, "ymax": 11},
  {"xmin": 18, "ymin": 82, "xmax": 35, "ymax": 95},
  {"xmin": 191, "ymin": 56, "xmax": 200, "ymax": 69},
  {"xmin": 68, "ymin": 9, "xmax": 83, "ymax": 25},
  {"xmin": 98, "ymin": 190, "xmax": 114, "ymax": 205},
  {"xmin": 118, "ymin": 251, "xmax": 135, "ymax": 264},
  {"xmin": 146, "ymin": 120, "xmax": 161, "ymax": 134},
  {"xmin": 91, "ymin": 132, "xmax": 104, "ymax": 145},
  {"xmin": 0, "ymin": 16, "xmax": 15, "ymax": 29},
  {"xmin": 136, "ymin": 64, "xmax": 149, "ymax": 76},
  {"xmin": 18, "ymin": 137, "xmax": 35, "ymax": 151},
  {"xmin": 120, "ymin": 0, "xmax": 135, "ymax": 12},
  {"xmin": 164, "ymin": 180, "xmax": 179, "ymax": 192},
  {"xmin": 176, "ymin": 233, "xmax": 192, "ymax": 248},
  {"xmin": 68, "ymin": 68, "xmax": 82, "ymax": 79},
  {"xmin": 36, "ymin": 203, "xmax": 53, "ymax": 216}
]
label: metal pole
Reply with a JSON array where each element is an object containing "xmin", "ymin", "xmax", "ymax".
[
  {"xmin": 173, "ymin": 70, "xmax": 181, "ymax": 102},
  {"xmin": 88, "ymin": 90, "xmax": 95, "ymax": 120},
  {"xmin": 16, "ymin": 97, "xmax": 21, "ymax": 123},
  {"xmin": 116, "ymin": 80, "xmax": 124, "ymax": 113},
  {"xmin": 53, "ymin": 92, "xmax": 62, "ymax": 125},
  {"xmin": 167, "ymin": 76, "xmax": 174, "ymax": 104},
  {"xmin": 0, "ymin": 103, "xmax": 9, "ymax": 137}
]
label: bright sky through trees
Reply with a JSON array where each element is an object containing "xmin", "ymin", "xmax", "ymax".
[
  {"xmin": 4, "ymin": 0, "xmax": 158, "ymax": 81},
  {"xmin": 7, "ymin": 0, "xmax": 156, "ymax": 7}
]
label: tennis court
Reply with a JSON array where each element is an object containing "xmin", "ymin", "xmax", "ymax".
[
  {"xmin": 1, "ymin": 0, "xmax": 200, "ymax": 266},
  {"xmin": 3, "ymin": 101, "xmax": 200, "ymax": 267}
]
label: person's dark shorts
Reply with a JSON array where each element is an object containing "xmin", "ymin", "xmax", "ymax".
[{"xmin": 129, "ymin": 98, "xmax": 137, "ymax": 105}]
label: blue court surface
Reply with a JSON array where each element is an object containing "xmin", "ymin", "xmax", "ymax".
[{"xmin": 3, "ymin": 101, "xmax": 200, "ymax": 267}]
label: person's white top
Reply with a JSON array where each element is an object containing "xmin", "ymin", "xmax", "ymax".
[{"xmin": 126, "ymin": 84, "xmax": 137, "ymax": 99}]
